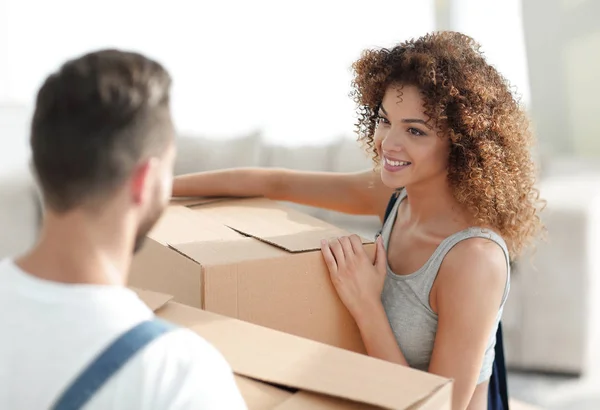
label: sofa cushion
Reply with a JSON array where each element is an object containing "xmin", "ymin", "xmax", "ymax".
[{"xmin": 174, "ymin": 132, "xmax": 263, "ymax": 176}]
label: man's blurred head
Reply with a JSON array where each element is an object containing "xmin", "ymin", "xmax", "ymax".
[{"xmin": 30, "ymin": 49, "xmax": 176, "ymax": 253}]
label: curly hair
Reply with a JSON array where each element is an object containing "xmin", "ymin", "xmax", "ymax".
[{"xmin": 351, "ymin": 31, "xmax": 544, "ymax": 258}]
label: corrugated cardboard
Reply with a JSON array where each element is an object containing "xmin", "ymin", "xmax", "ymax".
[
  {"xmin": 169, "ymin": 196, "xmax": 256, "ymax": 207},
  {"xmin": 133, "ymin": 287, "xmax": 453, "ymax": 410},
  {"xmin": 129, "ymin": 197, "xmax": 374, "ymax": 353}
]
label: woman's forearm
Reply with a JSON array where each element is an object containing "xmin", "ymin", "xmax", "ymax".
[
  {"xmin": 172, "ymin": 167, "xmax": 390, "ymax": 217},
  {"xmin": 172, "ymin": 168, "xmax": 277, "ymax": 198},
  {"xmin": 355, "ymin": 302, "xmax": 408, "ymax": 366}
]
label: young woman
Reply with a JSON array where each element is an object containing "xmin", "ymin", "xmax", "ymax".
[{"xmin": 172, "ymin": 32, "xmax": 543, "ymax": 410}]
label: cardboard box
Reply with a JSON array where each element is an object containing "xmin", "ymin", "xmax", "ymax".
[
  {"xmin": 134, "ymin": 287, "xmax": 453, "ymax": 410},
  {"xmin": 129, "ymin": 197, "xmax": 374, "ymax": 353}
]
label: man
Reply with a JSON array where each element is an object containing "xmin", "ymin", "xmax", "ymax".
[{"xmin": 0, "ymin": 49, "xmax": 246, "ymax": 409}]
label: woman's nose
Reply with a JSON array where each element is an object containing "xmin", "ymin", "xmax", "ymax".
[{"xmin": 380, "ymin": 130, "xmax": 404, "ymax": 152}]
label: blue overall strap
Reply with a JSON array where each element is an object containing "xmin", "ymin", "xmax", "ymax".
[
  {"xmin": 51, "ymin": 318, "xmax": 177, "ymax": 410},
  {"xmin": 381, "ymin": 192, "xmax": 509, "ymax": 410},
  {"xmin": 377, "ymin": 189, "xmax": 401, "ymax": 237},
  {"xmin": 488, "ymin": 322, "xmax": 510, "ymax": 410}
]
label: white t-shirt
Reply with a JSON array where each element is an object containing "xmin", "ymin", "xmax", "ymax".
[{"xmin": 0, "ymin": 259, "xmax": 247, "ymax": 410}]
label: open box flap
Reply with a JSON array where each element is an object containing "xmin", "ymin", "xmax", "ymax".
[
  {"xmin": 169, "ymin": 196, "xmax": 233, "ymax": 207},
  {"xmin": 154, "ymin": 301, "xmax": 451, "ymax": 410},
  {"xmin": 130, "ymin": 287, "xmax": 174, "ymax": 311},
  {"xmin": 169, "ymin": 237, "xmax": 290, "ymax": 266},
  {"xmin": 149, "ymin": 205, "xmax": 243, "ymax": 246},
  {"xmin": 192, "ymin": 197, "xmax": 373, "ymax": 252},
  {"xmin": 225, "ymin": 226, "xmax": 371, "ymax": 253},
  {"xmin": 235, "ymin": 374, "xmax": 293, "ymax": 409},
  {"xmin": 273, "ymin": 390, "xmax": 377, "ymax": 410}
]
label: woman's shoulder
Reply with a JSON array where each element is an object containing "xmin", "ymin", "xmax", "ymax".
[{"xmin": 437, "ymin": 231, "xmax": 509, "ymax": 301}]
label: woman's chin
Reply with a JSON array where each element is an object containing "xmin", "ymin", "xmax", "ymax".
[{"xmin": 380, "ymin": 170, "xmax": 408, "ymax": 190}]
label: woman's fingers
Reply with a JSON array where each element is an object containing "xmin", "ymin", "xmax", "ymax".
[{"xmin": 320, "ymin": 240, "xmax": 338, "ymax": 275}]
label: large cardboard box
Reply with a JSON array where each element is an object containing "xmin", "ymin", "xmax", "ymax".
[
  {"xmin": 129, "ymin": 197, "xmax": 374, "ymax": 353},
  {"xmin": 135, "ymin": 287, "xmax": 453, "ymax": 410}
]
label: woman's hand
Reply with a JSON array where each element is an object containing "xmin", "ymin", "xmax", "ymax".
[
  {"xmin": 321, "ymin": 234, "xmax": 409, "ymax": 367},
  {"xmin": 320, "ymin": 234, "xmax": 387, "ymax": 320}
]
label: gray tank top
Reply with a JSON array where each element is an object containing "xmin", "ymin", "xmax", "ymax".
[{"xmin": 379, "ymin": 189, "xmax": 510, "ymax": 384}]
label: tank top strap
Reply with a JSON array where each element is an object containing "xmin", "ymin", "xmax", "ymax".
[
  {"xmin": 378, "ymin": 188, "xmax": 407, "ymax": 240},
  {"xmin": 421, "ymin": 227, "xmax": 512, "ymax": 307}
]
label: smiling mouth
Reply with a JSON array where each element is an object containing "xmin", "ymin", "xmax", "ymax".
[{"xmin": 384, "ymin": 157, "xmax": 411, "ymax": 167}]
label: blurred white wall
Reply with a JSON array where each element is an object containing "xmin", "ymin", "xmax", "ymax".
[
  {"xmin": 522, "ymin": 0, "xmax": 600, "ymax": 160},
  {"xmin": 2, "ymin": 0, "xmax": 596, "ymax": 175},
  {"xmin": 449, "ymin": 0, "xmax": 531, "ymax": 107},
  {"xmin": 0, "ymin": 0, "xmax": 436, "ymax": 147}
]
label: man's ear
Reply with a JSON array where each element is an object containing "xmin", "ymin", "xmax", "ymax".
[{"xmin": 130, "ymin": 158, "xmax": 157, "ymax": 206}]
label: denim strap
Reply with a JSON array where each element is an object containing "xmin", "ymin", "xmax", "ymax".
[{"xmin": 51, "ymin": 318, "xmax": 176, "ymax": 410}]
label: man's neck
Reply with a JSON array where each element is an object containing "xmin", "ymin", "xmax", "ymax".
[{"xmin": 15, "ymin": 209, "xmax": 133, "ymax": 286}]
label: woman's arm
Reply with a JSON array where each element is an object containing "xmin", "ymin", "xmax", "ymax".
[
  {"xmin": 320, "ymin": 227, "xmax": 506, "ymax": 409},
  {"xmin": 320, "ymin": 235, "xmax": 409, "ymax": 365},
  {"xmin": 172, "ymin": 168, "xmax": 395, "ymax": 222},
  {"xmin": 351, "ymin": 237, "xmax": 506, "ymax": 410},
  {"xmin": 428, "ymin": 238, "xmax": 508, "ymax": 410},
  {"xmin": 353, "ymin": 301, "xmax": 409, "ymax": 366}
]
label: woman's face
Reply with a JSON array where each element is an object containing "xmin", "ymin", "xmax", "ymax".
[{"xmin": 374, "ymin": 84, "xmax": 450, "ymax": 190}]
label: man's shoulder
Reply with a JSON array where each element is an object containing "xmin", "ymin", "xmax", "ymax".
[
  {"xmin": 96, "ymin": 326, "xmax": 246, "ymax": 409},
  {"xmin": 141, "ymin": 326, "xmax": 231, "ymax": 371}
]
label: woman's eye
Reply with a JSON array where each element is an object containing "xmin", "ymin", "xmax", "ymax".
[
  {"xmin": 408, "ymin": 127, "xmax": 424, "ymax": 136},
  {"xmin": 376, "ymin": 116, "xmax": 390, "ymax": 125}
]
